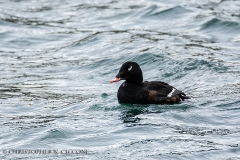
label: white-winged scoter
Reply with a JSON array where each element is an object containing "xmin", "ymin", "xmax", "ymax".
[{"xmin": 110, "ymin": 61, "xmax": 189, "ymax": 104}]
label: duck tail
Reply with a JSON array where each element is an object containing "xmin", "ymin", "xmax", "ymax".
[{"xmin": 179, "ymin": 93, "xmax": 190, "ymax": 101}]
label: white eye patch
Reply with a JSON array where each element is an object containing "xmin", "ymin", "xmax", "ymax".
[{"xmin": 128, "ymin": 66, "xmax": 132, "ymax": 71}]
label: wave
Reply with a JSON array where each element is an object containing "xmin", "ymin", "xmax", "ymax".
[
  {"xmin": 200, "ymin": 18, "xmax": 240, "ymax": 41},
  {"xmin": 130, "ymin": 5, "xmax": 192, "ymax": 20}
]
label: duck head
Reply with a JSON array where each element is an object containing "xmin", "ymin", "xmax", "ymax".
[{"xmin": 110, "ymin": 61, "xmax": 143, "ymax": 84}]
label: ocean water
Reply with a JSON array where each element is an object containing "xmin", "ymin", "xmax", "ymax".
[{"xmin": 0, "ymin": 0, "xmax": 240, "ymax": 159}]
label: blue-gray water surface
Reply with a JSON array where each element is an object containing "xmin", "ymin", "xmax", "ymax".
[{"xmin": 0, "ymin": 0, "xmax": 240, "ymax": 159}]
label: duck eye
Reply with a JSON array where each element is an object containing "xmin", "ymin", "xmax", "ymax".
[{"xmin": 128, "ymin": 66, "xmax": 132, "ymax": 71}]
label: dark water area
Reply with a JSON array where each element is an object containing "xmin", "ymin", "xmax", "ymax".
[{"xmin": 0, "ymin": 0, "xmax": 240, "ymax": 159}]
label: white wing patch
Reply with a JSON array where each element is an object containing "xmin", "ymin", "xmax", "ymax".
[
  {"xmin": 128, "ymin": 66, "xmax": 132, "ymax": 71},
  {"xmin": 167, "ymin": 88, "xmax": 176, "ymax": 98}
]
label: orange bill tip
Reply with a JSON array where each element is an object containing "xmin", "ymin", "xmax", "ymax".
[{"xmin": 110, "ymin": 78, "xmax": 121, "ymax": 83}]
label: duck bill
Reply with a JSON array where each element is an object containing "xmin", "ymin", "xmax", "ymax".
[{"xmin": 110, "ymin": 78, "xmax": 121, "ymax": 83}]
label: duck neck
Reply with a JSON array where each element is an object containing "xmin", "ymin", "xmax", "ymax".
[{"xmin": 125, "ymin": 77, "xmax": 143, "ymax": 85}]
